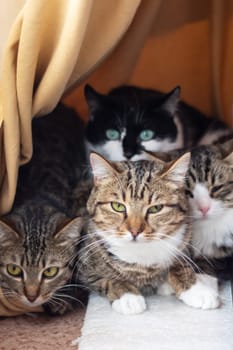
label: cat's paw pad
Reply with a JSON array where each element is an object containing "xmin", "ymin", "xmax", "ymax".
[
  {"xmin": 112, "ymin": 293, "xmax": 146, "ymax": 315},
  {"xmin": 179, "ymin": 274, "xmax": 220, "ymax": 310},
  {"xmin": 157, "ymin": 282, "xmax": 175, "ymax": 296}
]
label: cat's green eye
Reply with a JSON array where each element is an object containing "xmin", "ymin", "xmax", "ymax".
[
  {"xmin": 147, "ymin": 204, "xmax": 163, "ymax": 214},
  {"xmin": 139, "ymin": 130, "xmax": 154, "ymax": 141},
  {"xmin": 106, "ymin": 129, "xmax": 120, "ymax": 140},
  {"xmin": 111, "ymin": 202, "xmax": 126, "ymax": 213},
  {"xmin": 43, "ymin": 267, "xmax": 59, "ymax": 279},
  {"xmin": 7, "ymin": 264, "xmax": 23, "ymax": 278}
]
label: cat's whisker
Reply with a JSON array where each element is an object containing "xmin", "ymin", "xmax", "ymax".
[
  {"xmin": 156, "ymin": 231, "xmax": 214, "ymax": 269},
  {"xmin": 154, "ymin": 234, "xmax": 197, "ymax": 273},
  {"xmin": 156, "ymin": 232, "xmax": 203, "ymax": 273},
  {"xmin": 75, "ymin": 239, "xmax": 107, "ymax": 271},
  {"xmin": 54, "ymin": 293, "xmax": 85, "ymax": 308},
  {"xmin": 60, "ymin": 283, "xmax": 92, "ymax": 292}
]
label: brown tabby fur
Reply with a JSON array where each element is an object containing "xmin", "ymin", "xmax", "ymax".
[
  {"xmin": 145, "ymin": 139, "xmax": 233, "ymax": 279},
  {"xmin": 77, "ymin": 153, "xmax": 197, "ymax": 304}
]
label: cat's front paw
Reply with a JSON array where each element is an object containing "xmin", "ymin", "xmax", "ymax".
[
  {"xmin": 43, "ymin": 299, "xmax": 72, "ymax": 315},
  {"xmin": 179, "ymin": 273, "xmax": 220, "ymax": 310},
  {"xmin": 112, "ymin": 293, "xmax": 146, "ymax": 315}
]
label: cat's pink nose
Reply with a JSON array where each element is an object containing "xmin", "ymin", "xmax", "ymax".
[
  {"xmin": 26, "ymin": 294, "xmax": 38, "ymax": 302},
  {"xmin": 198, "ymin": 205, "xmax": 210, "ymax": 216},
  {"xmin": 130, "ymin": 228, "xmax": 142, "ymax": 238}
]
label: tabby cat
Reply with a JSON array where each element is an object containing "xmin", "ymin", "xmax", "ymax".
[
  {"xmin": 145, "ymin": 140, "xmax": 233, "ymax": 277},
  {"xmin": 84, "ymin": 84, "xmax": 231, "ymax": 161},
  {"xmin": 186, "ymin": 142, "xmax": 233, "ymax": 262},
  {"xmin": 0, "ymin": 104, "xmax": 88, "ymax": 316},
  {"xmin": 77, "ymin": 152, "xmax": 219, "ymax": 315}
]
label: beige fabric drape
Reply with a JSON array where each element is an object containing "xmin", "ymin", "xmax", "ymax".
[
  {"xmin": 0, "ymin": 0, "xmax": 145, "ymax": 214},
  {"xmin": 0, "ymin": 0, "xmax": 233, "ymax": 219}
]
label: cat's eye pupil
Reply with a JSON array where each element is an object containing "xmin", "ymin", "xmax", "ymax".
[
  {"xmin": 106, "ymin": 129, "xmax": 120, "ymax": 140},
  {"xmin": 148, "ymin": 205, "xmax": 163, "ymax": 214},
  {"xmin": 111, "ymin": 202, "xmax": 126, "ymax": 213},
  {"xmin": 7, "ymin": 264, "xmax": 23, "ymax": 277},
  {"xmin": 139, "ymin": 130, "xmax": 154, "ymax": 141},
  {"xmin": 43, "ymin": 266, "xmax": 59, "ymax": 279}
]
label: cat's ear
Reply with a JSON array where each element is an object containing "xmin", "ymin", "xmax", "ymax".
[
  {"xmin": 162, "ymin": 152, "xmax": 190, "ymax": 185},
  {"xmin": 223, "ymin": 151, "xmax": 233, "ymax": 165},
  {"xmin": 220, "ymin": 138, "xmax": 233, "ymax": 160},
  {"xmin": 162, "ymin": 86, "xmax": 180, "ymax": 115},
  {"xmin": 0, "ymin": 219, "xmax": 20, "ymax": 246},
  {"xmin": 84, "ymin": 84, "xmax": 104, "ymax": 114},
  {"xmin": 90, "ymin": 152, "xmax": 117, "ymax": 184},
  {"xmin": 54, "ymin": 217, "xmax": 84, "ymax": 246}
]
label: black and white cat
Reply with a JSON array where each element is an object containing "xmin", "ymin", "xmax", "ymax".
[{"xmin": 84, "ymin": 84, "xmax": 231, "ymax": 161}]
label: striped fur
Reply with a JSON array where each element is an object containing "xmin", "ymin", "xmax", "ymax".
[
  {"xmin": 0, "ymin": 104, "xmax": 88, "ymax": 315},
  {"xmin": 77, "ymin": 153, "xmax": 209, "ymax": 313},
  {"xmin": 186, "ymin": 144, "xmax": 233, "ymax": 263}
]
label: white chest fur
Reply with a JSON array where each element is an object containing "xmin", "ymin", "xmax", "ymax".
[
  {"xmin": 192, "ymin": 208, "xmax": 233, "ymax": 257},
  {"xmin": 108, "ymin": 225, "xmax": 186, "ymax": 268}
]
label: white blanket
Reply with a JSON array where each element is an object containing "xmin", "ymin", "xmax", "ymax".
[{"xmin": 74, "ymin": 282, "xmax": 233, "ymax": 350}]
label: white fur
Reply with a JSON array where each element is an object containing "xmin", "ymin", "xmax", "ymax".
[
  {"xmin": 192, "ymin": 208, "xmax": 233, "ymax": 257},
  {"xmin": 179, "ymin": 273, "xmax": 220, "ymax": 309},
  {"xmin": 189, "ymin": 183, "xmax": 223, "ymax": 219},
  {"xmin": 106, "ymin": 225, "xmax": 186, "ymax": 268},
  {"xmin": 190, "ymin": 183, "xmax": 233, "ymax": 257},
  {"xmin": 157, "ymin": 282, "xmax": 175, "ymax": 296},
  {"xmin": 142, "ymin": 116, "xmax": 183, "ymax": 153},
  {"xmin": 112, "ymin": 293, "xmax": 146, "ymax": 315},
  {"xmin": 87, "ymin": 140, "xmax": 125, "ymax": 161},
  {"xmin": 87, "ymin": 116, "xmax": 184, "ymax": 161}
]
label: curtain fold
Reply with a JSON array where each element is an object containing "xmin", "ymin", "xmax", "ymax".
[
  {"xmin": 0, "ymin": 0, "xmax": 141, "ymax": 214},
  {"xmin": 0, "ymin": 0, "xmax": 232, "ymax": 215}
]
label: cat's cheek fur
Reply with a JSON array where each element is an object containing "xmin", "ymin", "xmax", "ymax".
[
  {"xmin": 192, "ymin": 207, "xmax": 233, "ymax": 257},
  {"xmin": 178, "ymin": 273, "xmax": 220, "ymax": 309},
  {"xmin": 111, "ymin": 293, "xmax": 147, "ymax": 315},
  {"xmin": 141, "ymin": 137, "xmax": 182, "ymax": 153},
  {"xmin": 86, "ymin": 140, "xmax": 126, "ymax": 161}
]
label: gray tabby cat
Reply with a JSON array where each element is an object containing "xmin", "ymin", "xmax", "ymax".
[
  {"xmin": 77, "ymin": 152, "xmax": 219, "ymax": 315},
  {"xmin": 0, "ymin": 104, "xmax": 88, "ymax": 316},
  {"xmin": 185, "ymin": 141, "xmax": 233, "ymax": 262},
  {"xmin": 146, "ymin": 139, "xmax": 233, "ymax": 277}
]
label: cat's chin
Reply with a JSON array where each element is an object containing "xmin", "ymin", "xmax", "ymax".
[
  {"xmin": 21, "ymin": 296, "xmax": 46, "ymax": 308},
  {"xmin": 192, "ymin": 210, "xmax": 224, "ymax": 221},
  {"xmin": 107, "ymin": 225, "xmax": 185, "ymax": 267}
]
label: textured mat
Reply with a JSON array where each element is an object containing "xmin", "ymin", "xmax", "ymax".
[
  {"xmin": 75, "ymin": 282, "xmax": 233, "ymax": 350},
  {"xmin": 0, "ymin": 307, "xmax": 85, "ymax": 350}
]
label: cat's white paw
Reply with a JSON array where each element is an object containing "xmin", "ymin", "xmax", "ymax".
[
  {"xmin": 157, "ymin": 282, "xmax": 175, "ymax": 296},
  {"xmin": 179, "ymin": 273, "xmax": 220, "ymax": 310},
  {"xmin": 112, "ymin": 293, "xmax": 146, "ymax": 315}
]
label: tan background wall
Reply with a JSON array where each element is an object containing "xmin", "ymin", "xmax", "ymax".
[{"xmin": 64, "ymin": 0, "xmax": 233, "ymax": 125}]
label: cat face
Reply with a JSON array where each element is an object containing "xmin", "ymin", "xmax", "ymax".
[
  {"xmin": 0, "ymin": 212, "xmax": 82, "ymax": 308},
  {"xmin": 86, "ymin": 152, "xmax": 190, "ymax": 267},
  {"xmin": 186, "ymin": 146, "xmax": 233, "ymax": 220},
  {"xmin": 85, "ymin": 85, "xmax": 183, "ymax": 161}
]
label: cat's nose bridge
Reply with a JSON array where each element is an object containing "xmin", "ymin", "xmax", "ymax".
[
  {"xmin": 122, "ymin": 133, "xmax": 140, "ymax": 158},
  {"xmin": 24, "ymin": 284, "xmax": 40, "ymax": 302},
  {"xmin": 125, "ymin": 215, "xmax": 146, "ymax": 237}
]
